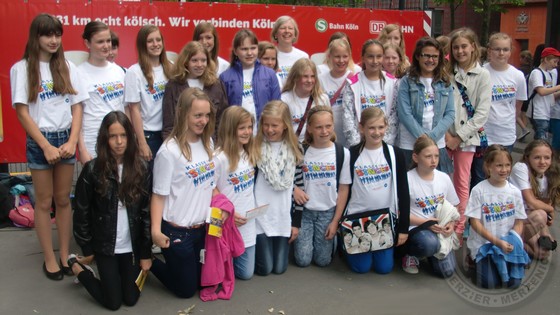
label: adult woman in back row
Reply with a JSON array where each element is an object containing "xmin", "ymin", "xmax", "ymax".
[
  {"xmin": 78, "ymin": 21, "xmax": 126, "ymax": 163},
  {"xmin": 271, "ymin": 16, "xmax": 309, "ymax": 84}
]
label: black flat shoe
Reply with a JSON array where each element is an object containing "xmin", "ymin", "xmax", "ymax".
[
  {"xmin": 59, "ymin": 259, "xmax": 74, "ymax": 276},
  {"xmin": 43, "ymin": 262, "xmax": 63, "ymax": 281}
]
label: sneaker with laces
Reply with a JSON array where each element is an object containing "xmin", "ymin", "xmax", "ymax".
[{"xmin": 402, "ymin": 255, "xmax": 419, "ymax": 274}]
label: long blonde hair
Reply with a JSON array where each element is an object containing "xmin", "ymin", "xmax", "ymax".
[
  {"xmin": 167, "ymin": 88, "xmax": 215, "ymax": 160},
  {"xmin": 255, "ymin": 100, "xmax": 303, "ymax": 164},
  {"xmin": 448, "ymin": 27, "xmax": 481, "ymax": 72},
  {"xmin": 325, "ymin": 38, "xmax": 357, "ymax": 74},
  {"xmin": 216, "ymin": 106, "xmax": 258, "ymax": 172},
  {"xmin": 282, "ymin": 59, "xmax": 328, "ymax": 106}
]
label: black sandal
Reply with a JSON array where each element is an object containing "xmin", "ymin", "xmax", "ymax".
[{"xmin": 537, "ymin": 236, "xmax": 556, "ymax": 251}]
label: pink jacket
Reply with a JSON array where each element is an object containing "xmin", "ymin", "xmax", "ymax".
[{"xmin": 200, "ymin": 193, "xmax": 245, "ymax": 287}]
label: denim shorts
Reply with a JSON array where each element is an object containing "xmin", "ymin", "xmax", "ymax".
[{"xmin": 26, "ymin": 129, "xmax": 75, "ymax": 170}]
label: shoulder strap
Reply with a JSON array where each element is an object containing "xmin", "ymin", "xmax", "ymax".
[
  {"xmin": 530, "ymin": 68, "xmax": 547, "ymax": 117},
  {"xmin": 295, "ymin": 96, "xmax": 314, "ymax": 137},
  {"xmin": 382, "ymin": 142, "xmax": 399, "ymax": 220},
  {"xmin": 335, "ymin": 143, "xmax": 344, "ymax": 192},
  {"xmin": 329, "ymin": 73, "xmax": 352, "ymax": 106},
  {"xmin": 349, "ymin": 142, "xmax": 364, "ymax": 183}
]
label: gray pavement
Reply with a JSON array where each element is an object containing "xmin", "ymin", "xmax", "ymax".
[{"xmin": 2, "ymin": 135, "xmax": 559, "ymax": 315}]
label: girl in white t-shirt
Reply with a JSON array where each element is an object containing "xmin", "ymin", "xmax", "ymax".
[
  {"xmin": 270, "ymin": 16, "xmax": 309, "ymax": 84},
  {"xmin": 342, "ymin": 39, "xmax": 397, "ymax": 147},
  {"xmin": 253, "ymin": 100, "xmax": 303, "ymax": 276},
  {"xmin": 510, "ymin": 140, "xmax": 559, "ymax": 260},
  {"xmin": 151, "ymin": 88, "xmax": 218, "ymax": 298},
  {"xmin": 78, "ymin": 21, "xmax": 126, "ymax": 163},
  {"xmin": 466, "ymin": 145, "xmax": 527, "ymax": 289},
  {"xmin": 281, "ymin": 58, "xmax": 329, "ymax": 142},
  {"xmin": 293, "ymin": 106, "xmax": 351, "ymax": 267},
  {"xmin": 402, "ymin": 136, "xmax": 459, "ymax": 277},
  {"xmin": 344, "ymin": 107, "xmax": 410, "ymax": 274},
  {"xmin": 193, "ymin": 22, "xmax": 229, "ymax": 75},
  {"xmin": 125, "ymin": 25, "xmax": 172, "ymax": 167},
  {"xmin": 318, "ymin": 38, "xmax": 358, "ymax": 147},
  {"xmin": 470, "ymin": 33, "xmax": 528, "ymax": 187},
  {"xmin": 10, "ymin": 13, "xmax": 87, "ymax": 281},
  {"xmin": 214, "ymin": 106, "xmax": 259, "ymax": 279}
]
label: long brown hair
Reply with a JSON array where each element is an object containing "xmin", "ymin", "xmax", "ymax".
[
  {"xmin": 136, "ymin": 25, "xmax": 172, "ymax": 90},
  {"xmin": 522, "ymin": 140, "xmax": 560, "ymax": 207},
  {"xmin": 172, "ymin": 41, "xmax": 217, "ymax": 86},
  {"xmin": 167, "ymin": 88, "xmax": 215, "ymax": 161},
  {"xmin": 94, "ymin": 111, "xmax": 147, "ymax": 206},
  {"xmin": 408, "ymin": 37, "xmax": 450, "ymax": 86},
  {"xmin": 192, "ymin": 22, "xmax": 220, "ymax": 64},
  {"xmin": 23, "ymin": 14, "xmax": 76, "ymax": 103},
  {"xmin": 448, "ymin": 27, "xmax": 481, "ymax": 72}
]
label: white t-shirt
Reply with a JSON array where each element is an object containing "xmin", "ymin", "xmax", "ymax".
[
  {"xmin": 317, "ymin": 63, "xmax": 362, "ymax": 75},
  {"xmin": 527, "ymin": 67, "xmax": 556, "ymax": 120},
  {"xmin": 407, "ymin": 168, "xmax": 459, "ymax": 230},
  {"xmin": 549, "ymin": 69, "xmax": 560, "ymax": 119},
  {"xmin": 241, "ymin": 67, "xmax": 257, "ymax": 130},
  {"xmin": 399, "ymin": 77, "xmax": 445, "ymax": 150},
  {"xmin": 465, "ymin": 180, "xmax": 527, "ymax": 259},
  {"xmin": 217, "ymin": 56, "xmax": 229, "ymax": 76},
  {"xmin": 483, "ymin": 64, "xmax": 527, "ymax": 146},
  {"xmin": 124, "ymin": 64, "xmax": 168, "ymax": 132},
  {"xmin": 509, "ymin": 162, "xmax": 548, "ymax": 211},
  {"xmin": 358, "ymin": 76, "xmax": 386, "ymax": 112},
  {"xmin": 114, "ymin": 164, "xmax": 132, "ymax": 254},
  {"xmin": 319, "ymin": 70, "xmax": 349, "ymax": 145},
  {"xmin": 187, "ymin": 78, "xmax": 203, "ymax": 90},
  {"xmin": 153, "ymin": 138, "xmax": 215, "ymax": 227},
  {"xmin": 346, "ymin": 146, "xmax": 392, "ymax": 215},
  {"xmin": 281, "ymin": 91, "xmax": 329, "ymax": 142},
  {"xmin": 254, "ymin": 141, "xmax": 293, "ymax": 237},
  {"xmin": 79, "ymin": 62, "xmax": 125, "ymax": 157},
  {"xmin": 277, "ymin": 47, "xmax": 309, "ymax": 84},
  {"xmin": 214, "ymin": 151, "xmax": 257, "ymax": 247},
  {"xmin": 302, "ymin": 144, "xmax": 351, "ymax": 211},
  {"xmin": 10, "ymin": 60, "xmax": 88, "ymax": 132}
]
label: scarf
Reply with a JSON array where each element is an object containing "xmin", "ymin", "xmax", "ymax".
[{"xmin": 257, "ymin": 140, "xmax": 296, "ymax": 191}]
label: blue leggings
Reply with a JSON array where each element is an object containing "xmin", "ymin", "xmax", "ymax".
[{"xmin": 345, "ymin": 247, "xmax": 394, "ymax": 274}]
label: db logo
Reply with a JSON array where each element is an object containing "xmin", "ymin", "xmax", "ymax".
[
  {"xmin": 369, "ymin": 21, "xmax": 386, "ymax": 34},
  {"xmin": 315, "ymin": 19, "xmax": 328, "ymax": 33}
]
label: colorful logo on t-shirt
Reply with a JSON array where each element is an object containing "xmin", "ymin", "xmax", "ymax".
[
  {"xmin": 491, "ymin": 84, "xmax": 516, "ymax": 102},
  {"xmin": 415, "ymin": 193, "xmax": 444, "ymax": 216},
  {"xmin": 292, "ymin": 113, "xmax": 303, "ymax": 125},
  {"xmin": 354, "ymin": 164, "xmax": 391, "ymax": 185},
  {"xmin": 95, "ymin": 81, "xmax": 124, "ymax": 102},
  {"xmin": 302, "ymin": 162, "xmax": 336, "ymax": 180},
  {"xmin": 242, "ymin": 81, "xmax": 254, "ymax": 99},
  {"xmin": 278, "ymin": 66, "xmax": 291, "ymax": 80},
  {"xmin": 423, "ymin": 91, "xmax": 435, "ymax": 108},
  {"xmin": 481, "ymin": 199, "xmax": 516, "ymax": 222},
  {"xmin": 145, "ymin": 80, "xmax": 166, "ymax": 102},
  {"xmin": 185, "ymin": 160, "xmax": 215, "ymax": 187},
  {"xmin": 228, "ymin": 168, "xmax": 255, "ymax": 193},
  {"xmin": 360, "ymin": 93, "xmax": 386, "ymax": 111},
  {"xmin": 38, "ymin": 79, "xmax": 61, "ymax": 101}
]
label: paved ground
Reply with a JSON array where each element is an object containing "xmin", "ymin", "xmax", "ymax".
[{"xmin": 2, "ymin": 135, "xmax": 559, "ymax": 315}]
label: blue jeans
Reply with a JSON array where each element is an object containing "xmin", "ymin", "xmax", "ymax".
[
  {"xmin": 144, "ymin": 130, "xmax": 163, "ymax": 172},
  {"xmin": 406, "ymin": 229, "xmax": 456, "ymax": 278},
  {"xmin": 550, "ymin": 118, "xmax": 560, "ymax": 150},
  {"xmin": 345, "ymin": 247, "xmax": 394, "ymax": 274},
  {"xmin": 476, "ymin": 256, "xmax": 522, "ymax": 289},
  {"xmin": 234, "ymin": 245, "xmax": 255, "ymax": 280},
  {"xmin": 255, "ymin": 234, "xmax": 289, "ymax": 276},
  {"xmin": 150, "ymin": 221, "xmax": 205, "ymax": 298},
  {"xmin": 26, "ymin": 129, "xmax": 75, "ymax": 169},
  {"xmin": 294, "ymin": 207, "xmax": 335, "ymax": 267},
  {"xmin": 531, "ymin": 118, "xmax": 550, "ymax": 141}
]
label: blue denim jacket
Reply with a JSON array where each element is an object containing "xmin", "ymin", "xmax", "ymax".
[{"xmin": 396, "ymin": 74, "xmax": 455, "ymax": 142}]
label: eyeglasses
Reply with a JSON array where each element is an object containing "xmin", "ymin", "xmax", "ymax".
[
  {"xmin": 419, "ymin": 53, "xmax": 439, "ymax": 60},
  {"xmin": 491, "ymin": 47, "xmax": 511, "ymax": 53}
]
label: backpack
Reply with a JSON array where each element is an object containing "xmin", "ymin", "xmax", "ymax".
[{"xmin": 9, "ymin": 195, "xmax": 35, "ymax": 228}]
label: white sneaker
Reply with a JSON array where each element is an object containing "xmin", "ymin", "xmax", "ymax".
[
  {"xmin": 402, "ymin": 255, "xmax": 419, "ymax": 274},
  {"xmin": 518, "ymin": 129, "xmax": 531, "ymax": 141},
  {"xmin": 152, "ymin": 244, "xmax": 162, "ymax": 254}
]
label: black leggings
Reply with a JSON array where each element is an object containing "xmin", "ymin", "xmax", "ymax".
[{"xmin": 77, "ymin": 252, "xmax": 140, "ymax": 311}]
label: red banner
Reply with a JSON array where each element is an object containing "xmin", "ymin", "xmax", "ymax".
[{"xmin": 0, "ymin": 0, "xmax": 426, "ymax": 163}]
